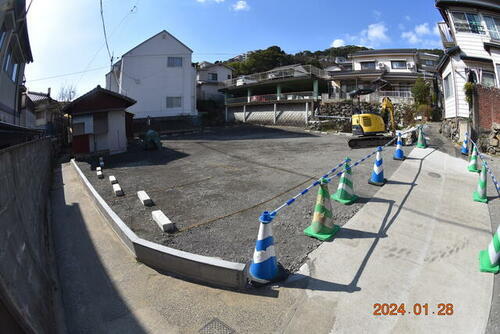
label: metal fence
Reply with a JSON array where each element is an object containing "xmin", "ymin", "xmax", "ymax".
[
  {"xmin": 226, "ymin": 91, "xmax": 316, "ymax": 105},
  {"xmin": 223, "ymin": 65, "xmax": 328, "ymax": 88}
]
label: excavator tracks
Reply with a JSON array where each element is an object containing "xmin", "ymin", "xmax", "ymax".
[{"xmin": 347, "ymin": 135, "xmax": 395, "ymax": 149}]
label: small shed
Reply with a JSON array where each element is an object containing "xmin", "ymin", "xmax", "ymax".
[{"xmin": 63, "ymin": 85, "xmax": 136, "ymax": 155}]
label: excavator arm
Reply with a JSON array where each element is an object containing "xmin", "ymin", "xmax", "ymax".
[{"xmin": 381, "ymin": 97, "xmax": 396, "ymax": 135}]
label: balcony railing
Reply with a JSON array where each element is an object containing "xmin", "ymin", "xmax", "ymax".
[
  {"xmin": 226, "ymin": 91, "xmax": 316, "ymax": 105},
  {"xmin": 325, "ymin": 90, "xmax": 413, "ymax": 103},
  {"xmin": 437, "ymin": 22, "xmax": 456, "ymax": 48},
  {"xmin": 223, "ymin": 65, "xmax": 328, "ymax": 88}
]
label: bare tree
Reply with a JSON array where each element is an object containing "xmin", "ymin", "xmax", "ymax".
[{"xmin": 58, "ymin": 84, "xmax": 77, "ymax": 102}]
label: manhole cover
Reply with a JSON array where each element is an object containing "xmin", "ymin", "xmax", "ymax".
[
  {"xmin": 199, "ymin": 318, "xmax": 236, "ymax": 334},
  {"xmin": 428, "ymin": 172, "xmax": 441, "ymax": 178}
]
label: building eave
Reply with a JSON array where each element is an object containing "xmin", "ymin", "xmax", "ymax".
[
  {"xmin": 121, "ymin": 30, "xmax": 193, "ymax": 59},
  {"xmin": 435, "ymin": 0, "xmax": 500, "ymax": 14}
]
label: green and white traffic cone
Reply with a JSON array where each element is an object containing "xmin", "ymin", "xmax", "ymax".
[
  {"xmin": 479, "ymin": 225, "xmax": 500, "ymax": 273},
  {"xmin": 332, "ymin": 158, "xmax": 358, "ymax": 205},
  {"xmin": 473, "ymin": 163, "xmax": 488, "ymax": 203},
  {"xmin": 468, "ymin": 146, "xmax": 480, "ymax": 173},
  {"xmin": 304, "ymin": 178, "xmax": 340, "ymax": 241},
  {"xmin": 416, "ymin": 126, "xmax": 427, "ymax": 149}
]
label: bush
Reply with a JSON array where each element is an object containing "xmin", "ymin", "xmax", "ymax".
[{"xmin": 416, "ymin": 104, "xmax": 433, "ymax": 120}]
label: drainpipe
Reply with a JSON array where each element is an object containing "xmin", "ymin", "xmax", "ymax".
[
  {"xmin": 277, "ymin": 84, "xmax": 282, "ymax": 100},
  {"xmin": 313, "ymin": 80, "xmax": 319, "ymax": 100},
  {"xmin": 247, "ymin": 88, "xmax": 252, "ymax": 103}
]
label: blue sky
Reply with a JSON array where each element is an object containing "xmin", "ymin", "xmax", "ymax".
[{"xmin": 25, "ymin": 0, "xmax": 443, "ymax": 97}]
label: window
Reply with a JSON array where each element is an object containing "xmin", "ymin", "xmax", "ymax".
[
  {"xmin": 391, "ymin": 61, "xmax": 407, "ymax": 69},
  {"xmin": 167, "ymin": 57, "xmax": 183, "ymax": 67},
  {"xmin": 3, "ymin": 50, "xmax": 11, "ymax": 72},
  {"xmin": 482, "ymin": 71, "xmax": 496, "ymax": 87},
  {"xmin": 11, "ymin": 63, "xmax": 18, "ymax": 82},
  {"xmin": 72, "ymin": 123, "xmax": 85, "ymax": 136},
  {"xmin": 497, "ymin": 64, "xmax": 500, "ymax": 87},
  {"xmin": 452, "ymin": 12, "xmax": 485, "ymax": 34},
  {"xmin": 423, "ymin": 59, "xmax": 436, "ymax": 66},
  {"xmin": 360, "ymin": 61, "xmax": 376, "ymax": 70},
  {"xmin": 484, "ymin": 16, "xmax": 500, "ymax": 40},
  {"xmin": 227, "ymin": 74, "xmax": 231, "ymax": 79},
  {"xmin": 208, "ymin": 73, "xmax": 218, "ymax": 81},
  {"xmin": 0, "ymin": 29, "xmax": 6, "ymax": 51},
  {"xmin": 166, "ymin": 96, "xmax": 182, "ymax": 108},
  {"xmin": 443, "ymin": 74, "xmax": 453, "ymax": 99}
]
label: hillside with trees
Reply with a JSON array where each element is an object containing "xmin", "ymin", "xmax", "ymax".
[{"xmin": 221, "ymin": 45, "xmax": 444, "ymax": 76}]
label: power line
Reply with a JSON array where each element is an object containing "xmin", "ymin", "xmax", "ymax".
[
  {"xmin": 99, "ymin": 0, "xmax": 113, "ymax": 64},
  {"xmin": 76, "ymin": 1, "xmax": 138, "ymax": 86},
  {"xmin": 26, "ymin": 66, "xmax": 109, "ymax": 82}
]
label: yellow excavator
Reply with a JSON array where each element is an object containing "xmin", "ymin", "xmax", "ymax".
[{"xmin": 347, "ymin": 89, "xmax": 396, "ymax": 149}]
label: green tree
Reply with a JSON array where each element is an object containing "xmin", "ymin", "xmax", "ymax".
[{"xmin": 411, "ymin": 77, "xmax": 431, "ymax": 106}]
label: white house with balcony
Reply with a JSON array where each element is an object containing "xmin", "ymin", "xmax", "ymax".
[
  {"xmin": 0, "ymin": 0, "xmax": 33, "ymax": 125},
  {"xmin": 328, "ymin": 49, "xmax": 440, "ymax": 103},
  {"xmin": 435, "ymin": 0, "xmax": 499, "ymax": 138},
  {"xmin": 105, "ymin": 30, "xmax": 197, "ymax": 119},
  {"xmin": 196, "ymin": 61, "xmax": 233, "ymax": 102}
]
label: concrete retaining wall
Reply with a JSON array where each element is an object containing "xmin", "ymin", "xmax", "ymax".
[
  {"xmin": 228, "ymin": 102, "xmax": 312, "ymax": 126},
  {"xmin": 0, "ymin": 139, "xmax": 56, "ymax": 333},
  {"xmin": 71, "ymin": 159, "xmax": 247, "ymax": 290}
]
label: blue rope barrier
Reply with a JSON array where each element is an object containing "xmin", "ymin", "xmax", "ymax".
[
  {"xmin": 467, "ymin": 134, "xmax": 500, "ymax": 195},
  {"xmin": 269, "ymin": 128, "xmax": 410, "ymax": 217}
]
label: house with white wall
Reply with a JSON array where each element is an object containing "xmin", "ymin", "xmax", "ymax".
[
  {"xmin": 196, "ymin": 61, "xmax": 233, "ymax": 102},
  {"xmin": 105, "ymin": 30, "xmax": 197, "ymax": 120},
  {"xmin": 0, "ymin": 0, "xmax": 33, "ymax": 125},
  {"xmin": 63, "ymin": 86, "xmax": 136, "ymax": 155},
  {"xmin": 435, "ymin": 0, "xmax": 500, "ymax": 139},
  {"xmin": 329, "ymin": 49, "xmax": 439, "ymax": 103}
]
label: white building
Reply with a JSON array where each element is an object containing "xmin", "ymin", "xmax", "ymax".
[
  {"xmin": 436, "ymin": 0, "xmax": 500, "ymax": 133},
  {"xmin": 63, "ymin": 86, "xmax": 136, "ymax": 155},
  {"xmin": 105, "ymin": 30, "xmax": 197, "ymax": 119},
  {"xmin": 0, "ymin": 0, "xmax": 33, "ymax": 124},
  {"xmin": 328, "ymin": 49, "xmax": 439, "ymax": 103},
  {"xmin": 196, "ymin": 61, "xmax": 233, "ymax": 102}
]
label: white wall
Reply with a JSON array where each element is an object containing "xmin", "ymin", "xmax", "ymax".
[
  {"xmin": 116, "ymin": 31, "xmax": 196, "ymax": 119},
  {"xmin": 106, "ymin": 110, "xmax": 127, "ymax": 154},
  {"xmin": 446, "ymin": 7, "xmax": 500, "ymax": 59},
  {"xmin": 352, "ymin": 55, "xmax": 417, "ymax": 72},
  {"xmin": 197, "ymin": 65, "xmax": 232, "ymax": 82},
  {"xmin": 72, "ymin": 114, "xmax": 94, "ymax": 134}
]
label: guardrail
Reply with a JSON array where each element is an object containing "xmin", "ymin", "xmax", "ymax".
[{"xmin": 467, "ymin": 135, "xmax": 500, "ymax": 195}]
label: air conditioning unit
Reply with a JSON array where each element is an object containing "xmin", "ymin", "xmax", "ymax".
[
  {"xmin": 407, "ymin": 63, "xmax": 415, "ymax": 70},
  {"xmin": 378, "ymin": 63, "xmax": 385, "ymax": 70}
]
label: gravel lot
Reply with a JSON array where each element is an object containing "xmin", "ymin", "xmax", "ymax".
[{"xmin": 77, "ymin": 124, "xmax": 409, "ymax": 272}]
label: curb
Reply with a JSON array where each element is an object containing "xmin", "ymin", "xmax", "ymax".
[{"xmin": 70, "ymin": 159, "xmax": 247, "ymax": 290}]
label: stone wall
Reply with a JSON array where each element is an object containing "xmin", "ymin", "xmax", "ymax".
[{"xmin": 0, "ymin": 139, "xmax": 57, "ymax": 333}]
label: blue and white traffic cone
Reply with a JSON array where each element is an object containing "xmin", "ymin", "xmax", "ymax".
[
  {"xmin": 248, "ymin": 211, "xmax": 286, "ymax": 285},
  {"xmin": 461, "ymin": 133, "xmax": 469, "ymax": 155},
  {"xmin": 393, "ymin": 132, "xmax": 405, "ymax": 161},
  {"xmin": 368, "ymin": 146, "xmax": 386, "ymax": 186}
]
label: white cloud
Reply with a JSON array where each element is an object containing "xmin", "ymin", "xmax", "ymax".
[
  {"xmin": 405, "ymin": 15, "xmax": 411, "ymax": 21},
  {"xmin": 415, "ymin": 23, "xmax": 431, "ymax": 35},
  {"xmin": 373, "ymin": 10, "xmax": 382, "ymax": 19},
  {"xmin": 346, "ymin": 22, "xmax": 390, "ymax": 47},
  {"xmin": 401, "ymin": 22, "xmax": 441, "ymax": 47},
  {"xmin": 232, "ymin": 0, "xmax": 249, "ymax": 11},
  {"xmin": 331, "ymin": 39, "xmax": 345, "ymax": 47},
  {"xmin": 433, "ymin": 25, "xmax": 440, "ymax": 36}
]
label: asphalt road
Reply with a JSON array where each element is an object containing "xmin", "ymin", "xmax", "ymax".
[{"xmin": 77, "ymin": 125, "xmax": 407, "ymax": 272}]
